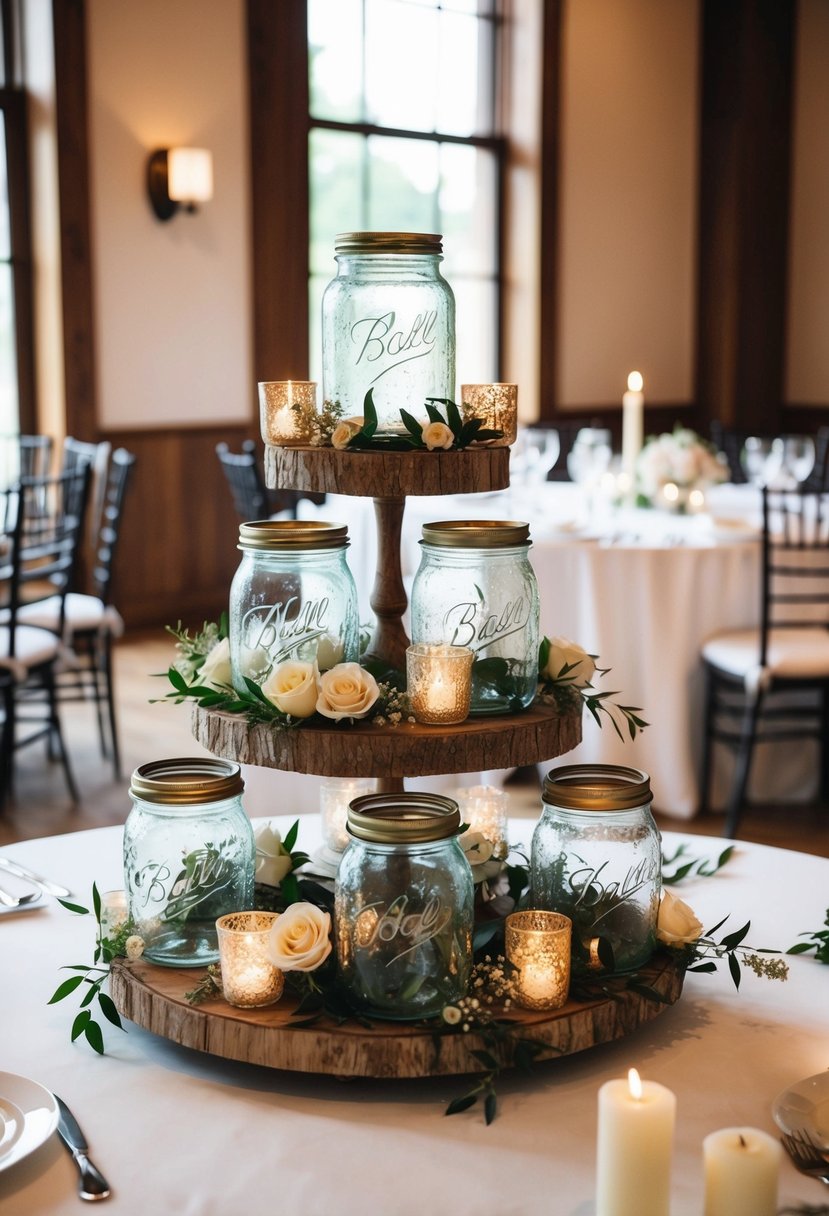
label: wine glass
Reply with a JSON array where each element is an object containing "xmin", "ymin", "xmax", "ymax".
[
  {"xmin": 740, "ymin": 437, "xmax": 781, "ymax": 487},
  {"xmin": 771, "ymin": 435, "xmax": 816, "ymax": 488},
  {"xmin": 567, "ymin": 428, "xmax": 613, "ymax": 487},
  {"xmin": 521, "ymin": 428, "xmax": 561, "ymax": 486}
]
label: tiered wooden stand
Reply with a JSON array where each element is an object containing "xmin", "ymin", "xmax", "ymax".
[{"xmin": 112, "ymin": 444, "xmax": 684, "ymax": 1081}]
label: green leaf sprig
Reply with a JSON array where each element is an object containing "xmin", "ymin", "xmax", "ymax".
[
  {"xmin": 537, "ymin": 637, "xmax": 648, "ymax": 741},
  {"xmin": 682, "ymin": 917, "xmax": 789, "ymax": 988},
  {"xmin": 343, "ymin": 389, "xmax": 502, "ymax": 451},
  {"xmin": 787, "ymin": 908, "xmax": 829, "ymax": 964},
  {"xmin": 48, "ymin": 882, "xmax": 128, "ymax": 1054},
  {"xmin": 661, "ymin": 842, "xmax": 735, "ymax": 886}
]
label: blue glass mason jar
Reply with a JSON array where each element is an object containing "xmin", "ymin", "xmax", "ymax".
[
  {"xmin": 229, "ymin": 520, "xmax": 359, "ymax": 692},
  {"xmin": 410, "ymin": 521, "xmax": 540, "ymax": 715},
  {"xmin": 123, "ymin": 758, "xmax": 255, "ymax": 967},
  {"xmin": 321, "ymin": 231, "xmax": 456, "ymax": 437},
  {"xmin": 335, "ymin": 794, "xmax": 474, "ymax": 1020},
  {"xmin": 531, "ymin": 764, "xmax": 661, "ymax": 975}
]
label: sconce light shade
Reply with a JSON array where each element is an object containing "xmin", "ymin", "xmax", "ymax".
[{"xmin": 147, "ymin": 147, "xmax": 213, "ymax": 221}]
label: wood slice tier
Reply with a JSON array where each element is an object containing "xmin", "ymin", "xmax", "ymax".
[
  {"xmin": 110, "ymin": 952, "xmax": 684, "ymax": 1080},
  {"xmin": 192, "ymin": 702, "xmax": 582, "ymax": 779},
  {"xmin": 265, "ymin": 444, "xmax": 510, "ymax": 498}
]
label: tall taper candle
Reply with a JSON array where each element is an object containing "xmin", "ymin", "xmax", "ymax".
[
  {"xmin": 703, "ymin": 1127, "xmax": 781, "ymax": 1216},
  {"xmin": 596, "ymin": 1068, "xmax": 676, "ymax": 1216},
  {"xmin": 621, "ymin": 371, "xmax": 644, "ymax": 497}
]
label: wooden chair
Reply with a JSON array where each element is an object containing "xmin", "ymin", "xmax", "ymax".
[
  {"xmin": 18, "ymin": 449, "xmax": 136, "ymax": 780},
  {"xmin": 699, "ymin": 486, "xmax": 829, "ymax": 837},
  {"xmin": 215, "ymin": 440, "xmax": 324, "ymax": 522},
  {"xmin": 0, "ymin": 464, "xmax": 92, "ymax": 809}
]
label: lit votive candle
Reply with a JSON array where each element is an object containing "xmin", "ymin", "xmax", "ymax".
[
  {"xmin": 460, "ymin": 383, "xmax": 518, "ymax": 447},
  {"xmin": 258, "ymin": 380, "xmax": 318, "ymax": 445},
  {"xmin": 406, "ymin": 643, "xmax": 474, "ymax": 725},
  {"xmin": 457, "ymin": 784, "xmax": 509, "ymax": 853},
  {"xmin": 703, "ymin": 1127, "xmax": 781, "ymax": 1216},
  {"xmin": 596, "ymin": 1068, "xmax": 676, "ymax": 1216},
  {"xmin": 216, "ymin": 911, "xmax": 285, "ymax": 1008},
  {"xmin": 505, "ymin": 910, "xmax": 571, "ymax": 1011},
  {"xmin": 320, "ymin": 777, "xmax": 375, "ymax": 853},
  {"xmin": 100, "ymin": 889, "xmax": 128, "ymax": 938}
]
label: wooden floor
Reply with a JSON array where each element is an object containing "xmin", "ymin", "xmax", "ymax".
[{"xmin": 1, "ymin": 632, "xmax": 827, "ymax": 857}]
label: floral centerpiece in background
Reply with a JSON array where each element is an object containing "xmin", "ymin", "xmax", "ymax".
[{"xmin": 635, "ymin": 426, "xmax": 728, "ymax": 511}]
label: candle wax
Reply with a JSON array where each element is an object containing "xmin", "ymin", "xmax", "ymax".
[
  {"xmin": 703, "ymin": 1127, "xmax": 781, "ymax": 1216},
  {"xmin": 596, "ymin": 1076, "xmax": 676, "ymax": 1216}
]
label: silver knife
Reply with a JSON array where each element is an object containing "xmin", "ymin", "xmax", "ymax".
[
  {"xmin": 55, "ymin": 1096, "xmax": 111, "ymax": 1202},
  {"xmin": 0, "ymin": 856, "xmax": 72, "ymax": 898}
]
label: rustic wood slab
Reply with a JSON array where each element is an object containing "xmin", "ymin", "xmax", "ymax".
[
  {"xmin": 265, "ymin": 444, "xmax": 510, "ymax": 498},
  {"xmin": 192, "ymin": 701, "xmax": 582, "ymax": 779},
  {"xmin": 110, "ymin": 953, "xmax": 684, "ymax": 1079}
]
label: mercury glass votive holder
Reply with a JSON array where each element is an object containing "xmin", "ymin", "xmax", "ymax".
[
  {"xmin": 216, "ymin": 911, "xmax": 285, "ymax": 1008},
  {"xmin": 460, "ymin": 383, "xmax": 518, "ymax": 447},
  {"xmin": 258, "ymin": 380, "xmax": 318, "ymax": 445},
  {"xmin": 320, "ymin": 777, "xmax": 375, "ymax": 853},
  {"xmin": 457, "ymin": 784, "xmax": 510, "ymax": 853},
  {"xmin": 406, "ymin": 643, "xmax": 475, "ymax": 725},
  {"xmin": 505, "ymin": 910, "xmax": 572, "ymax": 1011}
]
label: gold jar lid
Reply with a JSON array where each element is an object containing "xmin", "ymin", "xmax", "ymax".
[
  {"xmin": 130, "ymin": 758, "xmax": 244, "ymax": 805},
  {"xmin": 347, "ymin": 793, "xmax": 461, "ymax": 844},
  {"xmin": 421, "ymin": 520, "xmax": 530, "ymax": 548},
  {"xmin": 542, "ymin": 764, "xmax": 651, "ymax": 811},
  {"xmin": 238, "ymin": 520, "xmax": 349, "ymax": 551},
  {"xmin": 334, "ymin": 232, "xmax": 443, "ymax": 256}
]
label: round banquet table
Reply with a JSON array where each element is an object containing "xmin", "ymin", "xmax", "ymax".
[{"xmin": 0, "ymin": 817, "xmax": 826, "ymax": 1216}]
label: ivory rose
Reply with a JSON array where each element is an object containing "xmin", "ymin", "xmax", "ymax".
[
  {"xmin": 268, "ymin": 902, "xmax": 332, "ymax": 972},
  {"xmin": 125, "ymin": 935, "xmax": 145, "ymax": 961},
  {"xmin": 316, "ymin": 662, "xmax": 380, "ymax": 720},
  {"xmin": 254, "ymin": 822, "xmax": 293, "ymax": 888},
  {"xmin": 199, "ymin": 637, "xmax": 232, "ymax": 689},
  {"xmin": 421, "ymin": 421, "xmax": 454, "ymax": 451},
  {"xmin": 261, "ymin": 660, "xmax": 319, "ymax": 718},
  {"xmin": 459, "ymin": 830, "xmax": 503, "ymax": 885},
  {"xmin": 331, "ymin": 418, "xmax": 363, "ymax": 450},
  {"xmin": 656, "ymin": 892, "xmax": 704, "ymax": 947},
  {"xmin": 543, "ymin": 637, "xmax": 596, "ymax": 688}
]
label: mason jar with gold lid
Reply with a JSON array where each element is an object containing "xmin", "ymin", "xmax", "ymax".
[
  {"xmin": 321, "ymin": 231, "xmax": 455, "ymax": 436},
  {"xmin": 228, "ymin": 519, "xmax": 359, "ymax": 693},
  {"xmin": 334, "ymin": 793, "xmax": 474, "ymax": 1020},
  {"xmin": 123, "ymin": 758, "xmax": 255, "ymax": 966},
  {"xmin": 530, "ymin": 764, "xmax": 661, "ymax": 975},
  {"xmin": 410, "ymin": 520, "xmax": 540, "ymax": 715}
]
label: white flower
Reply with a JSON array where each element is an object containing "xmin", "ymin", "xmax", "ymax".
[
  {"xmin": 261, "ymin": 660, "xmax": 319, "ymax": 718},
  {"xmin": 543, "ymin": 637, "xmax": 596, "ymax": 688},
  {"xmin": 315, "ymin": 633, "xmax": 344, "ymax": 672},
  {"xmin": 316, "ymin": 662, "xmax": 380, "ymax": 720},
  {"xmin": 254, "ymin": 822, "xmax": 293, "ymax": 887},
  {"xmin": 268, "ymin": 902, "xmax": 332, "ymax": 972},
  {"xmin": 460, "ymin": 830, "xmax": 505, "ymax": 885},
  {"xmin": 657, "ymin": 891, "xmax": 704, "ymax": 947},
  {"xmin": 331, "ymin": 419, "xmax": 363, "ymax": 450},
  {"xmin": 421, "ymin": 421, "xmax": 454, "ymax": 451},
  {"xmin": 199, "ymin": 637, "xmax": 232, "ymax": 690},
  {"xmin": 442, "ymin": 1005, "xmax": 462, "ymax": 1025},
  {"xmin": 125, "ymin": 935, "xmax": 145, "ymax": 960}
]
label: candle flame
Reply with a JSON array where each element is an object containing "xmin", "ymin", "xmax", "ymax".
[
  {"xmin": 627, "ymin": 1068, "xmax": 643, "ymax": 1100},
  {"xmin": 627, "ymin": 371, "xmax": 643, "ymax": 393}
]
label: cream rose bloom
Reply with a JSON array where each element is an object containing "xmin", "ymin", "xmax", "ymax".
[
  {"xmin": 421, "ymin": 420, "xmax": 454, "ymax": 451},
  {"xmin": 268, "ymin": 902, "xmax": 332, "ymax": 972},
  {"xmin": 331, "ymin": 418, "xmax": 363, "ymax": 450},
  {"xmin": 543, "ymin": 636, "xmax": 596, "ymax": 688},
  {"xmin": 254, "ymin": 822, "xmax": 293, "ymax": 887},
  {"xmin": 460, "ymin": 830, "xmax": 504, "ymax": 885},
  {"xmin": 657, "ymin": 891, "xmax": 704, "ymax": 947},
  {"xmin": 316, "ymin": 662, "xmax": 380, "ymax": 720},
  {"xmin": 199, "ymin": 637, "xmax": 232, "ymax": 689},
  {"xmin": 125, "ymin": 935, "xmax": 145, "ymax": 961},
  {"xmin": 261, "ymin": 660, "xmax": 319, "ymax": 718}
]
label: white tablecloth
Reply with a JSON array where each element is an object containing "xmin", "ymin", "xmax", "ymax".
[
  {"xmin": 297, "ymin": 482, "xmax": 817, "ymax": 819},
  {"xmin": 1, "ymin": 820, "xmax": 826, "ymax": 1215}
]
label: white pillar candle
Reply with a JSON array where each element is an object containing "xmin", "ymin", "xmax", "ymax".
[
  {"xmin": 621, "ymin": 371, "xmax": 644, "ymax": 497},
  {"xmin": 703, "ymin": 1127, "xmax": 781, "ymax": 1216},
  {"xmin": 596, "ymin": 1069, "xmax": 676, "ymax": 1216}
]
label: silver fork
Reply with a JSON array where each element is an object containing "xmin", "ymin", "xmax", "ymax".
[
  {"xmin": 781, "ymin": 1129, "xmax": 829, "ymax": 1185},
  {"xmin": 0, "ymin": 883, "xmax": 39, "ymax": 909}
]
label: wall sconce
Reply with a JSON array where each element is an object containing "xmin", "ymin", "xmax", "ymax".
[{"xmin": 147, "ymin": 147, "xmax": 213, "ymax": 221}]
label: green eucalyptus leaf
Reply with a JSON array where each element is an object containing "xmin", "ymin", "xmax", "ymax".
[
  {"xmin": 57, "ymin": 899, "xmax": 89, "ymax": 915},
  {"xmin": 97, "ymin": 992, "xmax": 124, "ymax": 1029},
  {"xmin": 84, "ymin": 1020, "xmax": 105, "ymax": 1055},
  {"xmin": 484, "ymin": 1092, "xmax": 497, "ymax": 1126},
  {"xmin": 445, "ymin": 1094, "xmax": 478, "ymax": 1117},
  {"xmin": 71, "ymin": 1010, "xmax": 91, "ymax": 1041},
  {"xmin": 283, "ymin": 820, "xmax": 299, "ymax": 853},
  {"xmin": 48, "ymin": 975, "xmax": 85, "ymax": 1004}
]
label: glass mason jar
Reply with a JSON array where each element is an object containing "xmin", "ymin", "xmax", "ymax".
[
  {"xmin": 321, "ymin": 231, "xmax": 456, "ymax": 436},
  {"xmin": 409, "ymin": 521, "xmax": 540, "ymax": 715},
  {"xmin": 229, "ymin": 520, "xmax": 359, "ymax": 692},
  {"xmin": 531, "ymin": 764, "xmax": 661, "ymax": 975},
  {"xmin": 335, "ymin": 793, "xmax": 474, "ymax": 1020},
  {"xmin": 123, "ymin": 758, "xmax": 255, "ymax": 967}
]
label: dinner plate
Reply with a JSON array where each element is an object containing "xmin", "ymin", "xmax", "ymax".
[
  {"xmin": 707, "ymin": 516, "xmax": 760, "ymax": 543},
  {"xmin": 0, "ymin": 1073, "xmax": 59, "ymax": 1173},
  {"xmin": 0, "ymin": 1100, "xmax": 25, "ymax": 1160},
  {"xmin": 772, "ymin": 1070, "xmax": 829, "ymax": 1146}
]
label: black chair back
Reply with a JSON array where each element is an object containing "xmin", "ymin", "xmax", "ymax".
[
  {"xmin": 91, "ymin": 448, "xmax": 136, "ymax": 606},
  {"xmin": 216, "ymin": 440, "xmax": 270, "ymax": 521},
  {"xmin": 759, "ymin": 487, "xmax": 829, "ymax": 665}
]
